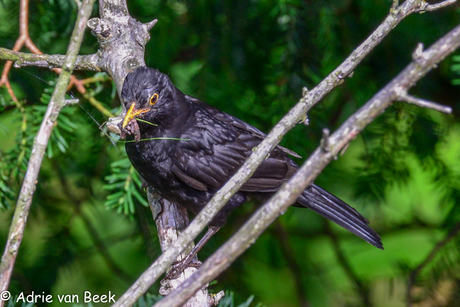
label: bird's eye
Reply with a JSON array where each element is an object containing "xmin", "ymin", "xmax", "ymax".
[{"xmin": 149, "ymin": 93, "xmax": 159, "ymax": 105}]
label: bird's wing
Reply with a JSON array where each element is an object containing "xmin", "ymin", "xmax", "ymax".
[
  {"xmin": 171, "ymin": 97, "xmax": 298, "ymax": 192},
  {"xmin": 186, "ymin": 96, "xmax": 301, "ymax": 158}
]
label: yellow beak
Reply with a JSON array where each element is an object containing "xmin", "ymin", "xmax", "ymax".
[{"xmin": 122, "ymin": 103, "xmax": 149, "ymax": 129}]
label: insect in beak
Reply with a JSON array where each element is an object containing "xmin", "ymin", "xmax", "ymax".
[{"xmin": 122, "ymin": 102, "xmax": 149, "ymax": 129}]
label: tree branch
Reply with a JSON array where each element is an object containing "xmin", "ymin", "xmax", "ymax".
[
  {"xmin": 0, "ymin": 0, "xmax": 96, "ymax": 304},
  {"xmin": 423, "ymin": 0, "xmax": 457, "ymax": 11},
  {"xmin": 152, "ymin": 20, "xmax": 460, "ymax": 307},
  {"xmin": 399, "ymin": 93, "xmax": 452, "ymax": 114},
  {"xmin": 0, "ymin": 0, "xmax": 36, "ymax": 102},
  {"xmin": 147, "ymin": 190, "xmax": 222, "ymax": 307},
  {"xmin": 111, "ymin": 2, "xmax": 458, "ymax": 306},
  {"xmin": 0, "ymin": 48, "xmax": 101, "ymax": 71}
]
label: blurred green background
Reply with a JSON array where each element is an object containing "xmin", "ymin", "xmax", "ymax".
[{"xmin": 1, "ymin": 0, "xmax": 460, "ymax": 306}]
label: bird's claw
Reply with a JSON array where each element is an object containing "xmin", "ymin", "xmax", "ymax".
[{"xmin": 165, "ymin": 259, "xmax": 202, "ymax": 280}]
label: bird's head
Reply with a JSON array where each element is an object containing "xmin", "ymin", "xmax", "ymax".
[{"xmin": 121, "ymin": 67, "xmax": 175, "ymax": 129}]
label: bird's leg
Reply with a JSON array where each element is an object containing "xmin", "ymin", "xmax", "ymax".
[{"xmin": 165, "ymin": 226, "xmax": 220, "ymax": 280}]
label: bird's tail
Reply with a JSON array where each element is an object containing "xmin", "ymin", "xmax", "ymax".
[{"xmin": 297, "ymin": 184, "xmax": 383, "ymax": 249}]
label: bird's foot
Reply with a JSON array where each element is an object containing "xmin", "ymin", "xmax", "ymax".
[
  {"xmin": 165, "ymin": 258, "xmax": 202, "ymax": 280},
  {"xmin": 163, "ymin": 227, "xmax": 220, "ymax": 280}
]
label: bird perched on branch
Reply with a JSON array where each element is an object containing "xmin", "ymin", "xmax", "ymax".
[{"xmin": 120, "ymin": 66, "xmax": 383, "ymax": 277}]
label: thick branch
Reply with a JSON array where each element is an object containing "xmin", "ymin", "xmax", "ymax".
[
  {"xmin": 0, "ymin": 0, "xmax": 96, "ymax": 303},
  {"xmin": 147, "ymin": 191, "xmax": 220, "ymax": 307},
  {"xmin": 86, "ymin": 6, "xmax": 155, "ymax": 100},
  {"xmin": 86, "ymin": 3, "xmax": 157, "ymax": 133},
  {"xmin": 112, "ymin": 2, "xmax": 457, "ymax": 306},
  {"xmin": 153, "ymin": 21, "xmax": 460, "ymax": 307}
]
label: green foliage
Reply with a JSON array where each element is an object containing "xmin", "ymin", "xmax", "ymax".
[
  {"xmin": 217, "ymin": 291, "xmax": 264, "ymax": 307},
  {"xmin": 37, "ymin": 85, "xmax": 78, "ymax": 158},
  {"xmin": 0, "ymin": 152, "xmax": 15, "ymax": 209},
  {"xmin": 132, "ymin": 293, "xmax": 162, "ymax": 307},
  {"xmin": 104, "ymin": 155, "xmax": 148, "ymax": 215},
  {"xmin": 6, "ymin": 300, "xmax": 35, "ymax": 307},
  {"xmin": 452, "ymin": 55, "xmax": 460, "ymax": 85},
  {"xmin": 0, "ymin": 83, "xmax": 79, "ymax": 209}
]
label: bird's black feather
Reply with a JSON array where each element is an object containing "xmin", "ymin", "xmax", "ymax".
[{"xmin": 121, "ymin": 66, "xmax": 383, "ymax": 249}]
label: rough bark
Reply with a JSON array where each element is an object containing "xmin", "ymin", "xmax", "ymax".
[{"xmin": 148, "ymin": 190, "xmax": 223, "ymax": 307}]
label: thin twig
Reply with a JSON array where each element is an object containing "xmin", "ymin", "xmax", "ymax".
[
  {"xmin": 0, "ymin": 0, "xmax": 31, "ymax": 102},
  {"xmin": 320, "ymin": 128, "xmax": 331, "ymax": 152},
  {"xmin": 152, "ymin": 21, "xmax": 460, "ymax": 307},
  {"xmin": 0, "ymin": 48, "xmax": 112, "ymax": 117},
  {"xmin": 399, "ymin": 93, "xmax": 452, "ymax": 114},
  {"xmin": 422, "ymin": 0, "xmax": 457, "ymax": 11},
  {"xmin": 112, "ymin": 2, "xmax": 458, "ymax": 306},
  {"xmin": 0, "ymin": 0, "xmax": 96, "ymax": 303},
  {"xmin": 80, "ymin": 75, "xmax": 111, "ymax": 84},
  {"xmin": 82, "ymin": 91, "xmax": 115, "ymax": 117}
]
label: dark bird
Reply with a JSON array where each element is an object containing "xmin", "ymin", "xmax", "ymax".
[{"xmin": 120, "ymin": 67, "xmax": 383, "ymax": 276}]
